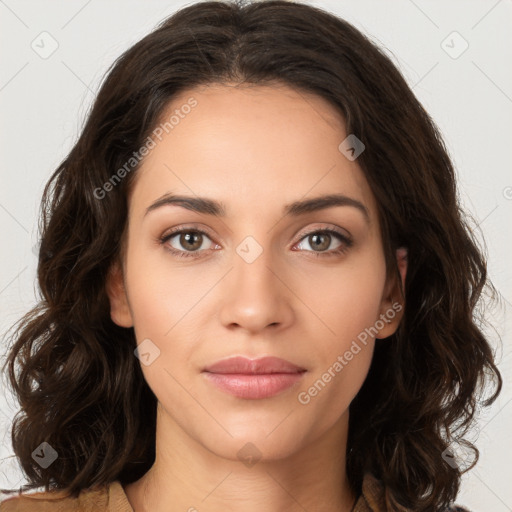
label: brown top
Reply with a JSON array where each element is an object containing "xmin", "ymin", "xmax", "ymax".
[{"xmin": 0, "ymin": 472, "xmax": 469, "ymax": 511}]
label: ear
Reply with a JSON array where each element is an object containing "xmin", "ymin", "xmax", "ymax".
[
  {"xmin": 375, "ymin": 247, "xmax": 407, "ymax": 339},
  {"xmin": 105, "ymin": 260, "xmax": 134, "ymax": 328}
]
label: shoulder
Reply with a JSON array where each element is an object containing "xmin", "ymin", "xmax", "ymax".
[{"xmin": 0, "ymin": 481, "xmax": 130, "ymax": 512}]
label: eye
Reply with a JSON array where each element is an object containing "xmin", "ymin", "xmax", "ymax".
[
  {"xmin": 293, "ymin": 229, "xmax": 353, "ymax": 258},
  {"xmin": 159, "ymin": 228, "xmax": 217, "ymax": 259}
]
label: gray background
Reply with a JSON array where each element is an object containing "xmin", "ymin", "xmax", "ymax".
[{"xmin": 1, "ymin": 0, "xmax": 511, "ymax": 509}]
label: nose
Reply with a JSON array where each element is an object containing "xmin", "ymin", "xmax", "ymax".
[{"xmin": 217, "ymin": 242, "xmax": 295, "ymax": 335}]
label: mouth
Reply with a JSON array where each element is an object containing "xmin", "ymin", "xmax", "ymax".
[{"xmin": 202, "ymin": 356, "xmax": 307, "ymax": 400}]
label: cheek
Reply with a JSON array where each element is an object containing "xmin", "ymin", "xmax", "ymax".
[
  {"xmin": 297, "ymin": 340, "xmax": 374, "ymax": 432},
  {"xmin": 124, "ymin": 240, "xmax": 208, "ymax": 338},
  {"xmin": 294, "ymin": 249, "xmax": 385, "ymax": 402},
  {"xmin": 295, "ymin": 263, "xmax": 382, "ymax": 417},
  {"xmin": 296, "ymin": 252, "xmax": 386, "ymax": 345},
  {"xmin": 123, "ymin": 243, "xmax": 215, "ymax": 393},
  {"xmin": 124, "ymin": 248, "xmax": 200, "ymax": 417}
]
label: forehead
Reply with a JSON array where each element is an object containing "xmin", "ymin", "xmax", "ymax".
[{"xmin": 129, "ymin": 83, "xmax": 377, "ymax": 222}]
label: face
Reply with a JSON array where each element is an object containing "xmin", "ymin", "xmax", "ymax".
[{"xmin": 107, "ymin": 83, "xmax": 406, "ymax": 463}]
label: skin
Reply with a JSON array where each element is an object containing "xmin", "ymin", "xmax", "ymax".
[{"xmin": 106, "ymin": 82, "xmax": 407, "ymax": 512}]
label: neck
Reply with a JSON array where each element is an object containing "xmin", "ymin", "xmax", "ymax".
[{"xmin": 125, "ymin": 405, "xmax": 357, "ymax": 512}]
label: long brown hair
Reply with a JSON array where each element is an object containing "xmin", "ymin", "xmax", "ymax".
[{"xmin": 2, "ymin": 1, "xmax": 501, "ymax": 510}]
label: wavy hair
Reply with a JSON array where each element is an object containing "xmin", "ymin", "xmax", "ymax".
[{"xmin": 2, "ymin": 1, "xmax": 502, "ymax": 510}]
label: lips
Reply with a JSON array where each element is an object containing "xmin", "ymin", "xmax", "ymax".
[
  {"xmin": 202, "ymin": 356, "xmax": 306, "ymax": 400},
  {"xmin": 203, "ymin": 356, "xmax": 306, "ymax": 374}
]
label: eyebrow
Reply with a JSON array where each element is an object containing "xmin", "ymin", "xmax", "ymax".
[{"xmin": 144, "ymin": 192, "xmax": 369, "ymax": 221}]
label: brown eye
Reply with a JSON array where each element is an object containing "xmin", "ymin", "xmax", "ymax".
[
  {"xmin": 307, "ymin": 233, "xmax": 332, "ymax": 252},
  {"xmin": 160, "ymin": 228, "xmax": 216, "ymax": 259},
  {"xmin": 293, "ymin": 228, "xmax": 353, "ymax": 258},
  {"xmin": 177, "ymin": 231, "xmax": 203, "ymax": 252},
  {"xmin": 296, "ymin": 229, "xmax": 349, "ymax": 253}
]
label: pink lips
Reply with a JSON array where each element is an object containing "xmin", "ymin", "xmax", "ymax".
[{"xmin": 202, "ymin": 356, "xmax": 306, "ymax": 400}]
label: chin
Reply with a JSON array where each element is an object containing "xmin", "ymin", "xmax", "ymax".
[{"xmin": 203, "ymin": 421, "xmax": 309, "ymax": 463}]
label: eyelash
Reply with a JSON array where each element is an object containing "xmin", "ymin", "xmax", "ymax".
[{"xmin": 159, "ymin": 226, "xmax": 353, "ymax": 260}]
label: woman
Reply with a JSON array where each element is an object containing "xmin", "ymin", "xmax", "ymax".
[{"xmin": 1, "ymin": 0, "xmax": 501, "ymax": 510}]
